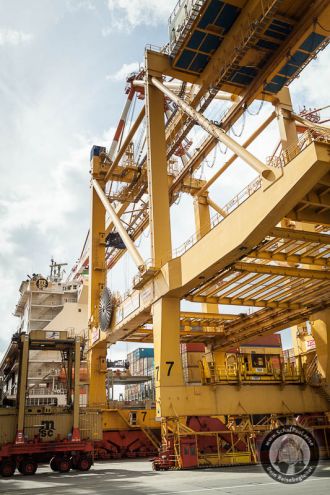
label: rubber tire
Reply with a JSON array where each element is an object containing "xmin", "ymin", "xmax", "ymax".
[
  {"xmin": 19, "ymin": 459, "xmax": 38, "ymax": 476},
  {"xmin": 76, "ymin": 456, "xmax": 92, "ymax": 472},
  {"xmin": 0, "ymin": 459, "xmax": 16, "ymax": 477},
  {"xmin": 57, "ymin": 457, "xmax": 71, "ymax": 473},
  {"xmin": 50, "ymin": 457, "xmax": 60, "ymax": 472}
]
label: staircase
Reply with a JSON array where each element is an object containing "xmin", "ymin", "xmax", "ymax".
[
  {"xmin": 141, "ymin": 427, "xmax": 161, "ymax": 450},
  {"xmin": 315, "ymin": 383, "xmax": 330, "ymax": 404},
  {"xmin": 305, "ymin": 356, "xmax": 330, "ymax": 404}
]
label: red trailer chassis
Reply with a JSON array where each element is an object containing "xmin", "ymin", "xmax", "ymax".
[{"xmin": 0, "ymin": 439, "xmax": 94, "ymax": 477}]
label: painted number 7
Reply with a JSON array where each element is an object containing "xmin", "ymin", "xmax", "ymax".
[
  {"xmin": 166, "ymin": 361, "xmax": 174, "ymax": 376},
  {"xmin": 155, "ymin": 361, "xmax": 175, "ymax": 380}
]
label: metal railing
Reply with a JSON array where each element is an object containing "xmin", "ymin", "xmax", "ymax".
[
  {"xmin": 203, "ymin": 362, "xmax": 303, "ymax": 384},
  {"xmin": 173, "ymin": 175, "xmax": 262, "ymax": 258},
  {"xmin": 267, "ymin": 128, "xmax": 330, "ymax": 169},
  {"xmin": 28, "ymin": 387, "xmax": 67, "ymax": 396}
]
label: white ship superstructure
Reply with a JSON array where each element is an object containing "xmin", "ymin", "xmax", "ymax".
[{"xmin": 0, "ymin": 260, "xmax": 88, "ymax": 407}]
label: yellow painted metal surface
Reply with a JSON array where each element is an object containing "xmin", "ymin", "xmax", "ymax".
[
  {"xmin": 88, "ymin": 151, "xmax": 108, "ymax": 406},
  {"xmin": 101, "ymin": 408, "xmax": 160, "ymax": 430},
  {"xmin": 0, "ymin": 408, "xmax": 17, "ymax": 445},
  {"xmin": 83, "ymin": 0, "xmax": 330, "ymax": 441},
  {"xmin": 79, "ymin": 409, "xmax": 103, "ymax": 440}
]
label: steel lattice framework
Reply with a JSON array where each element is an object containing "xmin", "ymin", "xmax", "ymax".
[{"xmin": 80, "ymin": 0, "xmax": 330, "ymax": 422}]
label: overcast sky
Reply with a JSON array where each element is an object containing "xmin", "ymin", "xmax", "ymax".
[{"xmin": 0, "ymin": 0, "xmax": 329, "ymax": 359}]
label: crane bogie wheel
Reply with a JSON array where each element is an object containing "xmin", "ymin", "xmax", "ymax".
[
  {"xmin": 99, "ymin": 287, "xmax": 114, "ymax": 331},
  {"xmin": 0, "ymin": 459, "xmax": 16, "ymax": 477},
  {"xmin": 76, "ymin": 455, "xmax": 92, "ymax": 471},
  {"xmin": 19, "ymin": 458, "xmax": 38, "ymax": 476}
]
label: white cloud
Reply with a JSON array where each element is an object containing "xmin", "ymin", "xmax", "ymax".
[
  {"xmin": 106, "ymin": 62, "xmax": 140, "ymax": 81},
  {"xmin": 106, "ymin": 0, "xmax": 176, "ymax": 29},
  {"xmin": 0, "ymin": 29, "xmax": 33, "ymax": 46},
  {"xmin": 290, "ymin": 50, "xmax": 330, "ymax": 107}
]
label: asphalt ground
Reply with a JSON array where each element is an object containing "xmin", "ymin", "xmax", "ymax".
[{"xmin": 1, "ymin": 459, "xmax": 329, "ymax": 495}]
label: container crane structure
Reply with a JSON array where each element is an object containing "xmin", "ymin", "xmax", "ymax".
[{"xmin": 82, "ymin": 0, "xmax": 330, "ymax": 468}]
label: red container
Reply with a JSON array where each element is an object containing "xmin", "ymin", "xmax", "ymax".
[
  {"xmin": 242, "ymin": 334, "xmax": 282, "ymax": 348},
  {"xmin": 181, "ymin": 343, "xmax": 205, "ymax": 353}
]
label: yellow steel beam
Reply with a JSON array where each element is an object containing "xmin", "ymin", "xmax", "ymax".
[
  {"xmin": 155, "ymin": 383, "xmax": 329, "ymax": 417},
  {"xmin": 196, "ymin": 112, "xmax": 276, "ymax": 197},
  {"xmin": 216, "ymin": 308, "xmax": 315, "ymax": 350},
  {"xmin": 247, "ymin": 249, "xmax": 330, "ymax": 267},
  {"xmin": 227, "ymin": 274, "xmax": 277, "ymax": 300},
  {"xmin": 106, "ymin": 165, "xmax": 146, "ymax": 184},
  {"xmin": 216, "ymin": 273, "xmax": 264, "ymax": 298},
  {"xmin": 195, "ymin": 271, "xmax": 252, "ymax": 298},
  {"xmin": 302, "ymin": 192, "xmax": 330, "ymax": 208},
  {"xmin": 145, "ymin": 58, "xmax": 172, "ymax": 267},
  {"xmin": 185, "ymin": 294, "xmax": 302, "ymax": 310},
  {"xmin": 249, "ymin": 278, "xmax": 305, "ymax": 302},
  {"xmin": 270, "ymin": 227, "xmax": 330, "ymax": 244},
  {"xmin": 207, "ymin": 197, "xmax": 228, "ymax": 218},
  {"xmin": 180, "ymin": 311, "xmax": 238, "ymax": 321},
  {"xmin": 216, "ymin": 306, "xmax": 304, "ymax": 337},
  {"xmin": 93, "ymin": 179, "xmax": 145, "ymax": 270},
  {"xmin": 285, "ymin": 209, "xmax": 330, "ymax": 225},
  {"xmin": 269, "ymin": 279, "xmax": 327, "ymax": 304},
  {"xmin": 233, "ymin": 262, "xmax": 330, "ymax": 280}
]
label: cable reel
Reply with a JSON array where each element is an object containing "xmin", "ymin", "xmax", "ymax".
[{"xmin": 99, "ymin": 287, "xmax": 114, "ymax": 331}]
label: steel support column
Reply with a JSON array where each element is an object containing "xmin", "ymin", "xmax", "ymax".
[
  {"xmin": 275, "ymin": 87, "xmax": 298, "ymax": 151},
  {"xmin": 194, "ymin": 196, "xmax": 219, "ymax": 315},
  {"xmin": 15, "ymin": 334, "xmax": 29, "ymax": 444},
  {"xmin": 311, "ymin": 309, "xmax": 330, "ymax": 383},
  {"xmin": 72, "ymin": 336, "xmax": 81, "ymax": 441},
  {"xmin": 153, "ymin": 297, "xmax": 184, "ymax": 419},
  {"xmin": 88, "ymin": 152, "xmax": 107, "ymax": 406},
  {"xmin": 145, "ymin": 56, "xmax": 173, "ymax": 267}
]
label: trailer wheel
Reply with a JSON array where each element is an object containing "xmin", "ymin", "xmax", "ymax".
[
  {"xmin": 57, "ymin": 457, "xmax": 71, "ymax": 473},
  {"xmin": 0, "ymin": 459, "xmax": 16, "ymax": 477},
  {"xmin": 50, "ymin": 456, "xmax": 60, "ymax": 472},
  {"xmin": 76, "ymin": 456, "xmax": 92, "ymax": 471},
  {"xmin": 19, "ymin": 458, "xmax": 38, "ymax": 476}
]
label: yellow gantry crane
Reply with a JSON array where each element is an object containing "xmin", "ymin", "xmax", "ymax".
[{"xmin": 85, "ymin": 0, "xmax": 330, "ymax": 464}]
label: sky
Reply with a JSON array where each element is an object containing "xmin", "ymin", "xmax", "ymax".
[{"xmin": 0, "ymin": 0, "xmax": 329, "ymax": 360}]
